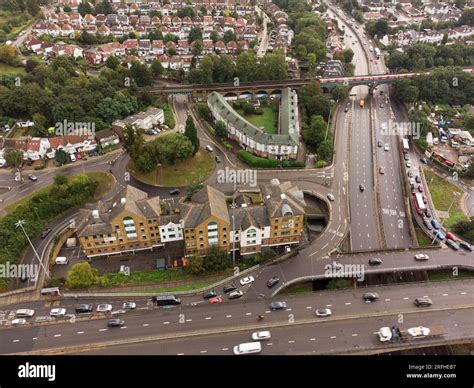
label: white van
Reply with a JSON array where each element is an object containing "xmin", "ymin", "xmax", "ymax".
[
  {"xmin": 15, "ymin": 309, "xmax": 35, "ymax": 318},
  {"xmin": 233, "ymin": 341, "xmax": 262, "ymax": 355},
  {"xmin": 55, "ymin": 256, "xmax": 69, "ymax": 265}
]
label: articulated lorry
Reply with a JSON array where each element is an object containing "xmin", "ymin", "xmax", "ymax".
[{"xmin": 377, "ymin": 326, "xmax": 445, "ymax": 343}]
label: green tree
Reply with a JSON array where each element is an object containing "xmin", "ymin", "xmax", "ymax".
[
  {"xmin": 184, "ymin": 115, "xmax": 199, "ymax": 155},
  {"xmin": 65, "ymin": 262, "xmax": 99, "ymax": 289},
  {"xmin": 26, "ymin": 0, "xmax": 40, "ymax": 15},
  {"xmin": 31, "ymin": 112, "xmax": 48, "ymax": 137},
  {"xmin": 342, "ymin": 48, "xmax": 354, "ymax": 63},
  {"xmin": 129, "ymin": 60, "xmax": 152, "ymax": 87},
  {"xmin": 215, "ymin": 120, "xmax": 227, "ymax": 139},
  {"xmin": 198, "ymin": 55, "xmax": 214, "ymax": 84},
  {"xmin": 4, "ymin": 148, "xmax": 23, "ymax": 170},
  {"xmin": 331, "ymin": 86, "xmax": 348, "ymax": 101},
  {"xmin": 122, "ymin": 125, "xmax": 144, "ymax": 155},
  {"xmin": 54, "ymin": 173, "xmax": 68, "ymax": 186},
  {"xmin": 236, "ymin": 51, "xmax": 257, "ymax": 82},
  {"xmin": 0, "ymin": 45, "xmax": 22, "ymax": 66},
  {"xmin": 203, "ymin": 247, "xmax": 232, "ymax": 271},
  {"xmin": 105, "ymin": 55, "xmax": 120, "ymax": 69},
  {"xmin": 188, "ymin": 255, "xmax": 205, "ymax": 274},
  {"xmin": 257, "ymin": 52, "xmax": 288, "ymax": 80},
  {"xmin": 78, "ymin": 1, "xmax": 93, "ymax": 16},
  {"xmin": 151, "ymin": 59, "xmax": 164, "ymax": 78},
  {"xmin": 153, "ymin": 133, "xmax": 194, "ymax": 164},
  {"xmin": 302, "ymin": 115, "xmax": 326, "ymax": 148},
  {"xmin": 188, "ymin": 26, "xmax": 202, "ymax": 43},
  {"xmin": 94, "ymin": 0, "xmax": 113, "ymax": 15},
  {"xmin": 55, "ymin": 149, "xmax": 68, "ymax": 165},
  {"xmin": 317, "ymin": 139, "xmax": 334, "ymax": 161}
]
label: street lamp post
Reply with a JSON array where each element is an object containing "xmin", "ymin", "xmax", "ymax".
[{"xmin": 15, "ymin": 220, "xmax": 50, "ymax": 281}]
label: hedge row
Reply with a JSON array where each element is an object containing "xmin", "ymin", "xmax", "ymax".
[{"xmin": 238, "ymin": 150, "xmax": 305, "ymax": 168}]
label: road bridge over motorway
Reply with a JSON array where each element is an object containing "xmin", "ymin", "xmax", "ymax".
[{"xmin": 150, "ymin": 67, "xmax": 474, "ymax": 97}]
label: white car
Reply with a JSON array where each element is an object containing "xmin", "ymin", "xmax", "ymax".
[
  {"xmin": 50, "ymin": 308, "xmax": 66, "ymax": 317},
  {"xmin": 11, "ymin": 318, "xmax": 27, "ymax": 325},
  {"xmin": 327, "ymin": 193, "xmax": 335, "ymax": 201},
  {"xmin": 70, "ymin": 154, "xmax": 76, "ymax": 162},
  {"xmin": 96, "ymin": 304, "xmax": 113, "ymax": 313},
  {"xmin": 407, "ymin": 326, "xmax": 430, "ymax": 337},
  {"xmin": 251, "ymin": 331, "xmax": 271, "ymax": 341},
  {"xmin": 380, "ymin": 123, "xmax": 387, "ymax": 131},
  {"xmin": 414, "ymin": 253, "xmax": 429, "ymax": 261},
  {"xmin": 205, "ymin": 145, "xmax": 214, "ymax": 152},
  {"xmin": 240, "ymin": 276, "xmax": 255, "ymax": 286},
  {"xmin": 315, "ymin": 308, "xmax": 332, "ymax": 317},
  {"xmin": 384, "ymin": 144, "xmax": 389, "ymax": 151},
  {"xmin": 406, "ymin": 161, "xmax": 412, "ymax": 168},
  {"xmin": 122, "ymin": 302, "xmax": 136, "ymax": 309}
]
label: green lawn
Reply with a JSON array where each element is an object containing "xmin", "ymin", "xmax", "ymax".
[
  {"xmin": 129, "ymin": 149, "xmax": 214, "ymax": 187},
  {"xmin": 236, "ymin": 106, "xmax": 278, "ymax": 134},
  {"xmin": 0, "ymin": 63, "xmax": 25, "ymax": 74},
  {"xmin": 414, "ymin": 224, "xmax": 433, "ymax": 247},
  {"xmin": 428, "ymin": 269, "xmax": 474, "ymax": 282},
  {"xmin": 423, "ymin": 169, "xmax": 467, "ymax": 228}
]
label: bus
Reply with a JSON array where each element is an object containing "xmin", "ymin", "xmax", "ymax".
[
  {"xmin": 359, "ymin": 99, "xmax": 365, "ymax": 108},
  {"xmin": 402, "ymin": 138, "xmax": 409, "ymax": 153},
  {"xmin": 414, "ymin": 193, "xmax": 426, "ymax": 212},
  {"xmin": 153, "ymin": 295, "xmax": 181, "ymax": 306},
  {"xmin": 374, "ymin": 47, "xmax": 381, "ymax": 59}
]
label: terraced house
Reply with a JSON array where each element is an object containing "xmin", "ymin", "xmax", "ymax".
[
  {"xmin": 76, "ymin": 181, "xmax": 306, "ymax": 259},
  {"xmin": 207, "ymin": 87, "xmax": 300, "ymax": 160}
]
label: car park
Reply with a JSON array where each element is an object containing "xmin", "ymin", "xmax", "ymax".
[
  {"xmin": 251, "ymin": 331, "xmax": 271, "ymax": 341},
  {"xmin": 203, "ymin": 290, "xmax": 217, "ymax": 300},
  {"xmin": 228, "ymin": 290, "xmax": 243, "ymax": 299},
  {"xmin": 122, "ymin": 302, "xmax": 136, "ymax": 309},
  {"xmin": 459, "ymin": 241, "xmax": 472, "ymax": 251},
  {"xmin": 97, "ymin": 304, "xmax": 112, "ymax": 313},
  {"xmin": 269, "ymin": 301, "xmax": 287, "ymax": 310},
  {"xmin": 50, "ymin": 308, "xmax": 66, "ymax": 317},
  {"xmin": 363, "ymin": 292, "xmax": 379, "ymax": 302},
  {"xmin": 223, "ymin": 284, "xmax": 237, "ymax": 293},
  {"xmin": 414, "ymin": 297, "xmax": 433, "ymax": 307},
  {"xmin": 315, "ymin": 308, "xmax": 332, "ymax": 317},
  {"xmin": 107, "ymin": 319, "xmax": 124, "ymax": 327},
  {"xmin": 240, "ymin": 276, "xmax": 254, "ymax": 286},
  {"xmin": 266, "ymin": 276, "xmax": 280, "ymax": 288},
  {"xmin": 445, "ymin": 239, "xmax": 459, "ymax": 250},
  {"xmin": 414, "ymin": 253, "xmax": 430, "ymax": 261}
]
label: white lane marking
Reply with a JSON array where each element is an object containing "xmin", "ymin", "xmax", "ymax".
[
  {"xmin": 442, "ymin": 294, "xmax": 448, "ymax": 297},
  {"xmin": 265, "ymin": 311, "xmax": 271, "ymax": 314},
  {"xmin": 352, "ymin": 334, "xmax": 358, "ymax": 337},
  {"xmin": 288, "ymin": 340, "xmax": 295, "ymax": 344},
  {"xmin": 403, "ymin": 297, "xmax": 409, "ymax": 300},
  {"xmin": 267, "ymin": 343, "xmax": 273, "ymax": 346},
  {"xmin": 163, "ymin": 321, "xmax": 170, "ymax": 325},
  {"xmin": 461, "ymin": 292, "xmax": 467, "ymax": 295},
  {"xmin": 226, "ymin": 315, "xmax": 232, "ymax": 318},
  {"xmin": 326, "ymin": 304, "xmax": 332, "ymax": 307},
  {"xmin": 310, "ymin": 338, "xmax": 316, "ymax": 341},
  {"xmin": 246, "ymin": 313, "xmax": 252, "ymax": 316},
  {"xmin": 143, "ymin": 324, "xmax": 149, "ymax": 327},
  {"xmin": 120, "ymin": 326, "xmax": 127, "ymax": 329},
  {"xmin": 205, "ymin": 317, "xmax": 212, "ymax": 320},
  {"xmin": 186, "ymin": 319, "xmax": 192, "ymax": 322},
  {"xmin": 385, "ymin": 299, "xmax": 391, "ymax": 302},
  {"xmin": 306, "ymin": 306, "xmax": 312, "ymax": 309},
  {"xmin": 32, "ymin": 337, "xmax": 37, "ymax": 340},
  {"xmin": 286, "ymin": 308, "xmax": 292, "ymax": 311},
  {"xmin": 54, "ymin": 334, "xmax": 61, "ymax": 337},
  {"xmin": 200, "ymin": 350, "xmax": 207, "ymax": 354},
  {"xmin": 177, "ymin": 353, "xmax": 184, "ymax": 356},
  {"xmin": 330, "ymin": 336, "xmax": 337, "ymax": 339},
  {"xmin": 222, "ymin": 348, "xmax": 228, "ymax": 351},
  {"xmin": 345, "ymin": 302, "xmax": 351, "ymax": 305},
  {"xmin": 77, "ymin": 331, "xmax": 84, "ymax": 334},
  {"xmin": 13, "ymin": 339, "xmax": 19, "ymax": 343},
  {"xmin": 99, "ymin": 329, "xmax": 107, "ymax": 332},
  {"xmin": 373, "ymin": 331, "xmax": 378, "ymax": 335}
]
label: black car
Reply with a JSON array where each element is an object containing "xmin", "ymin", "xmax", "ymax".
[
  {"xmin": 223, "ymin": 284, "xmax": 237, "ymax": 293},
  {"xmin": 169, "ymin": 189, "xmax": 180, "ymax": 195},
  {"xmin": 377, "ymin": 140, "xmax": 383, "ymax": 147},
  {"xmin": 359, "ymin": 184, "xmax": 365, "ymax": 192},
  {"xmin": 459, "ymin": 241, "xmax": 472, "ymax": 252},
  {"xmin": 446, "ymin": 239, "xmax": 459, "ymax": 250},
  {"xmin": 266, "ymin": 276, "xmax": 280, "ymax": 288},
  {"xmin": 415, "ymin": 176, "xmax": 422, "ymax": 183},
  {"xmin": 363, "ymin": 292, "xmax": 379, "ymax": 302},
  {"xmin": 344, "ymin": 106, "xmax": 349, "ymax": 113},
  {"xmin": 269, "ymin": 301, "xmax": 287, "ymax": 310},
  {"xmin": 75, "ymin": 304, "xmax": 93, "ymax": 313},
  {"xmin": 107, "ymin": 319, "xmax": 125, "ymax": 327},
  {"xmin": 203, "ymin": 290, "xmax": 217, "ymax": 300},
  {"xmin": 424, "ymin": 209, "xmax": 432, "ymax": 218},
  {"xmin": 414, "ymin": 297, "xmax": 433, "ymax": 307},
  {"xmin": 368, "ymin": 258, "xmax": 383, "ymax": 266},
  {"xmin": 215, "ymin": 156, "xmax": 221, "ymax": 163},
  {"xmin": 420, "ymin": 158, "xmax": 428, "ymax": 164},
  {"xmin": 40, "ymin": 228, "xmax": 52, "ymax": 239}
]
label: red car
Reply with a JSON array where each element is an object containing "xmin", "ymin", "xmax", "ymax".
[
  {"xmin": 445, "ymin": 232, "xmax": 458, "ymax": 241},
  {"xmin": 418, "ymin": 184, "xmax": 424, "ymax": 193},
  {"xmin": 209, "ymin": 297, "xmax": 223, "ymax": 304},
  {"xmin": 416, "ymin": 207, "xmax": 424, "ymax": 216}
]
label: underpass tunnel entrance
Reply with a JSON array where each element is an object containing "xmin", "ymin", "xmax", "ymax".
[{"xmin": 303, "ymin": 192, "xmax": 329, "ymax": 237}]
